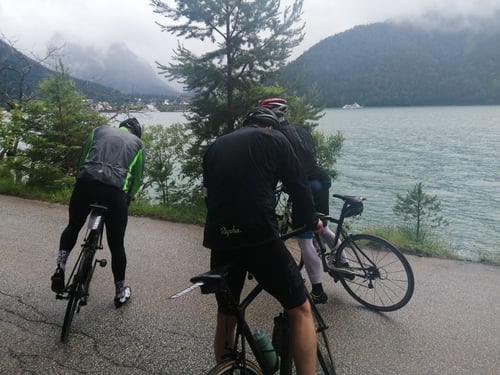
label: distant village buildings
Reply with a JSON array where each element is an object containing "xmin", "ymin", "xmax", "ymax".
[{"xmin": 83, "ymin": 96, "xmax": 191, "ymax": 113}]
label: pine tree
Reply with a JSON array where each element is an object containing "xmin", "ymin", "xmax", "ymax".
[
  {"xmin": 152, "ymin": 0, "xmax": 305, "ymax": 178},
  {"xmin": 393, "ymin": 182, "xmax": 448, "ymax": 241},
  {"xmin": 23, "ymin": 66, "xmax": 107, "ymax": 189}
]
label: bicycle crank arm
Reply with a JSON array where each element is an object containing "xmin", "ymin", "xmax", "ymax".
[{"xmin": 328, "ymin": 266, "xmax": 356, "ymax": 280}]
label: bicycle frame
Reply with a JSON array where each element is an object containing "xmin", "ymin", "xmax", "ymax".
[
  {"xmin": 173, "ymin": 227, "xmax": 310, "ymax": 375},
  {"xmin": 191, "ymin": 270, "xmax": 278, "ymax": 375},
  {"xmin": 276, "ymin": 186, "xmax": 372, "ymax": 280},
  {"xmin": 64, "ymin": 205, "xmax": 106, "ymax": 292},
  {"xmin": 313, "ymin": 220, "xmax": 374, "ymax": 280},
  {"xmin": 57, "ymin": 204, "xmax": 108, "ymax": 342}
]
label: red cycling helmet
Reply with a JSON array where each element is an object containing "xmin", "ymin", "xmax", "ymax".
[{"xmin": 259, "ymin": 98, "xmax": 288, "ymax": 114}]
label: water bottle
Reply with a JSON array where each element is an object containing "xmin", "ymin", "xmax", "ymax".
[{"xmin": 253, "ymin": 329, "xmax": 280, "ymax": 372}]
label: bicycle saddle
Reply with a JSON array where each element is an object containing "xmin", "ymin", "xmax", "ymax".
[{"xmin": 332, "ymin": 194, "xmax": 366, "ymax": 204}]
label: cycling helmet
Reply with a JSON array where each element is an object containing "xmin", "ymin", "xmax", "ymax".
[
  {"xmin": 259, "ymin": 98, "xmax": 288, "ymax": 114},
  {"xmin": 119, "ymin": 117, "xmax": 142, "ymax": 138},
  {"xmin": 242, "ymin": 107, "xmax": 280, "ymax": 129}
]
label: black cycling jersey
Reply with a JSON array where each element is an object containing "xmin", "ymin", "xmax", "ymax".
[
  {"xmin": 202, "ymin": 126, "xmax": 316, "ymax": 251},
  {"xmin": 278, "ymin": 119, "xmax": 331, "ymax": 185}
]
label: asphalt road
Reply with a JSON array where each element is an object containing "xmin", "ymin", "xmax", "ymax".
[{"xmin": 1, "ymin": 194, "xmax": 499, "ymax": 375}]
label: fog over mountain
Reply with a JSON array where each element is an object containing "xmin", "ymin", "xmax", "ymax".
[
  {"xmin": 56, "ymin": 41, "xmax": 179, "ymax": 96},
  {"xmin": 281, "ymin": 11, "xmax": 500, "ymax": 107}
]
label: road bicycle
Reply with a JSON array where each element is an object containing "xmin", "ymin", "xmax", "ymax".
[
  {"xmin": 55, "ymin": 204, "xmax": 108, "ymax": 342},
  {"xmin": 275, "ymin": 186, "xmax": 415, "ymax": 312},
  {"xmin": 170, "ymin": 227, "xmax": 336, "ymax": 375}
]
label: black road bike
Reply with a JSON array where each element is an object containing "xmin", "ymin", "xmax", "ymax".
[
  {"xmin": 275, "ymin": 186, "xmax": 415, "ymax": 312},
  {"xmin": 170, "ymin": 227, "xmax": 336, "ymax": 375},
  {"xmin": 55, "ymin": 204, "xmax": 108, "ymax": 342}
]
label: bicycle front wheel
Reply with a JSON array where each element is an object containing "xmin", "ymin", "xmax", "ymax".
[
  {"xmin": 336, "ymin": 234, "xmax": 415, "ymax": 312},
  {"xmin": 308, "ymin": 294, "xmax": 336, "ymax": 375},
  {"xmin": 207, "ymin": 358, "xmax": 263, "ymax": 375}
]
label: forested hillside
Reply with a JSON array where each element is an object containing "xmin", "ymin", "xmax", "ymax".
[
  {"xmin": 282, "ymin": 19, "xmax": 500, "ymax": 107},
  {"xmin": 0, "ymin": 39, "xmax": 125, "ymax": 105}
]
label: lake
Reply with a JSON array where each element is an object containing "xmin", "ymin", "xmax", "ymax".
[{"xmin": 131, "ymin": 107, "xmax": 500, "ymax": 261}]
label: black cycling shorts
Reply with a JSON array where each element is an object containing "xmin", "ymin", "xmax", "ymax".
[{"xmin": 210, "ymin": 239, "xmax": 306, "ymax": 315}]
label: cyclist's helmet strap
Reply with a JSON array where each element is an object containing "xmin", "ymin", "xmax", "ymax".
[
  {"xmin": 242, "ymin": 107, "xmax": 280, "ymax": 129},
  {"xmin": 119, "ymin": 117, "xmax": 142, "ymax": 139}
]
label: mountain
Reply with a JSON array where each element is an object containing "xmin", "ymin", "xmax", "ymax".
[
  {"xmin": 0, "ymin": 39, "xmax": 127, "ymax": 105},
  {"xmin": 282, "ymin": 16, "xmax": 500, "ymax": 107},
  {"xmin": 57, "ymin": 42, "xmax": 179, "ymax": 97}
]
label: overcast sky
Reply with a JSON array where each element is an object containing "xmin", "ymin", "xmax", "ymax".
[{"xmin": 1, "ymin": 0, "xmax": 500, "ymax": 74}]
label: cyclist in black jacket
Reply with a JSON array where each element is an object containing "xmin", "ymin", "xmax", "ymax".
[
  {"xmin": 50, "ymin": 118, "xmax": 145, "ymax": 308},
  {"xmin": 260, "ymin": 98, "xmax": 339, "ymax": 304},
  {"xmin": 203, "ymin": 107, "xmax": 322, "ymax": 374}
]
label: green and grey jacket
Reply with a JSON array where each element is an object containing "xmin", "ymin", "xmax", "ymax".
[{"xmin": 77, "ymin": 125, "xmax": 145, "ymax": 196}]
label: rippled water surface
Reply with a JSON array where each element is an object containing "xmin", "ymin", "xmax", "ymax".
[
  {"xmin": 135, "ymin": 107, "xmax": 500, "ymax": 260},
  {"xmin": 317, "ymin": 106, "xmax": 500, "ymax": 260}
]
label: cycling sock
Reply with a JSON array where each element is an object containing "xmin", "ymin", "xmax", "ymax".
[
  {"xmin": 115, "ymin": 280, "xmax": 125, "ymax": 294},
  {"xmin": 56, "ymin": 250, "xmax": 69, "ymax": 271}
]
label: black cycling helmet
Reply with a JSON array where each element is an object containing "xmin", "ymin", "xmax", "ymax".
[
  {"xmin": 242, "ymin": 107, "xmax": 280, "ymax": 129},
  {"xmin": 119, "ymin": 117, "xmax": 142, "ymax": 138},
  {"xmin": 259, "ymin": 97, "xmax": 288, "ymax": 114}
]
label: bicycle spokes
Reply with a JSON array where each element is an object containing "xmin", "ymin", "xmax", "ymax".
[{"xmin": 337, "ymin": 234, "xmax": 414, "ymax": 312}]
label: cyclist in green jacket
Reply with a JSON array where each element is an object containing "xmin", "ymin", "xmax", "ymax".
[{"xmin": 51, "ymin": 118, "xmax": 145, "ymax": 308}]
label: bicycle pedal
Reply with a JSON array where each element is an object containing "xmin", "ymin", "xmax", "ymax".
[
  {"xmin": 79, "ymin": 298, "xmax": 87, "ymax": 306},
  {"xmin": 328, "ymin": 270, "xmax": 340, "ymax": 282},
  {"xmin": 98, "ymin": 259, "xmax": 107, "ymax": 267}
]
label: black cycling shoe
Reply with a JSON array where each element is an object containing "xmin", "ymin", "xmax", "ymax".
[
  {"xmin": 114, "ymin": 286, "xmax": 131, "ymax": 308},
  {"xmin": 51, "ymin": 268, "xmax": 65, "ymax": 293},
  {"xmin": 310, "ymin": 291, "xmax": 328, "ymax": 304}
]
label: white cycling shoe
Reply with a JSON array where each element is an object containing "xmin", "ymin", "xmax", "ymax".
[{"xmin": 114, "ymin": 286, "xmax": 131, "ymax": 308}]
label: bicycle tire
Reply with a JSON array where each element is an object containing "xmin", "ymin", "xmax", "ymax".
[
  {"xmin": 206, "ymin": 358, "xmax": 263, "ymax": 375},
  {"xmin": 309, "ymin": 295, "xmax": 336, "ymax": 375},
  {"xmin": 60, "ymin": 247, "xmax": 94, "ymax": 342},
  {"xmin": 335, "ymin": 234, "xmax": 414, "ymax": 312},
  {"xmin": 60, "ymin": 281, "xmax": 81, "ymax": 342}
]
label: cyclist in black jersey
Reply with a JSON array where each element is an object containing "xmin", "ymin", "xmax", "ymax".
[
  {"xmin": 260, "ymin": 98, "xmax": 339, "ymax": 304},
  {"xmin": 50, "ymin": 118, "xmax": 145, "ymax": 308},
  {"xmin": 203, "ymin": 107, "xmax": 323, "ymax": 374}
]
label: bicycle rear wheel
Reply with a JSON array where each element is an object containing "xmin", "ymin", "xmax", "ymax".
[
  {"xmin": 60, "ymin": 248, "xmax": 93, "ymax": 342},
  {"xmin": 207, "ymin": 358, "xmax": 263, "ymax": 375},
  {"xmin": 335, "ymin": 234, "xmax": 414, "ymax": 312},
  {"xmin": 61, "ymin": 281, "xmax": 81, "ymax": 343},
  {"xmin": 309, "ymin": 294, "xmax": 336, "ymax": 375}
]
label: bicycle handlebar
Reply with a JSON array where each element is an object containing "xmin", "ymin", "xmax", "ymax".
[{"xmin": 280, "ymin": 225, "xmax": 309, "ymax": 241}]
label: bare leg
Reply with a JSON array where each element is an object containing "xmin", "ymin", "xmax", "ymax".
[
  {"xmin": 287, "ymin": 300, "xmax": 317, "ymax": 375},
  {"xmin": 214, "ymin": 312, "xmax": 237, "ymax": 361}
]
